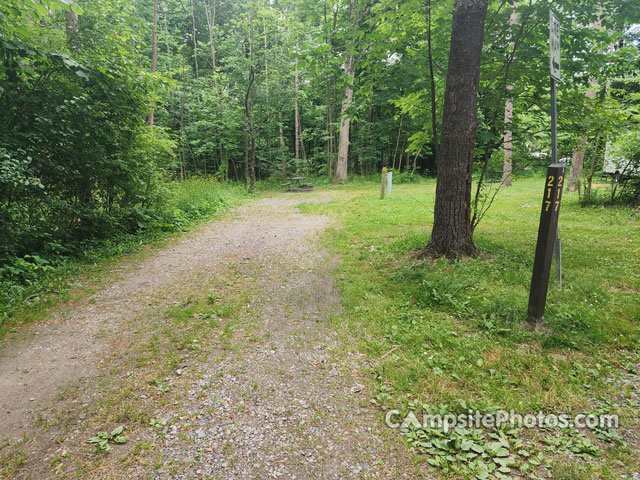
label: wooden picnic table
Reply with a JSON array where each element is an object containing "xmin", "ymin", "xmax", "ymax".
[
  {"xmin": 281, "ymin": 176, "xmax": 313, "ymax": 192},
  {"xmin": 290, "ymin": 176, "xmax": 306, "ymax": 190}
]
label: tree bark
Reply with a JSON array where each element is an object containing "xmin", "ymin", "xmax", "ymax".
[
  {"xmin": 148, "ymin": 0, "xmax": 158, "ymax": 125},
  {"xmin": 279, "ymin": 112, "xmax": 286, "ymax": 181},
  {"xmin": 502, "ymin": 99, "xmax": 513, "ymax": 186},
  {"xmin": 569, "ymin": 15, "xmax": 602, "ymax": 191},
  {"xmin": 326, "ymin": 78, "xmax": 334, "ymax": 179},
  {"xmin": 190, "ymin": 0, "xmax": 199, "ymax": 80},
  {"xmin": 426, "ymin": 0, "xmax": 488, "ymax": 258},
  {"xmin": 392, "ymin": 113, "xmax": 403, "ymax": 170},
  {"xmin": 205, "ymin": 0, "xmax": 217, "ymax": 72},
  {"xmin": 335, "ymin": 51, "xmax": 355, "ymax": 183},
  {"xmin": 502, "ymin": 5, "xmax": 518, "ymax": 186},
  {"xmin": 334, "ymin": 0, "xmax": 358, "ymax": 184},
  {"xmin": 294, "ymin": 40, "xmax": 301, "ymax": 164},
  {"xmin": 65, "ymin": 8, "xmax": 78, "ymax": 47},
  {"xmin": 568, "ymin": 137, "xmax": 587, "ymax": 192},
  {"xmin": 245, "ymin": 67, "xmax": 256, "ymax": 192},
  {"xmin": 179, "ymin": 48, "xmax": 186, "ymax": 181}
]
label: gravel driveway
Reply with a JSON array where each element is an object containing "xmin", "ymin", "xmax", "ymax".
[{"xmin": 0, "ymin": 193, "xmax": 421, "ymax": 479}]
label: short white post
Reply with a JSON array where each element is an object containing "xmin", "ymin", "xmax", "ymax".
[{"xmin": 386, "ymin": 171, "xmax": 393, "ymax": 196}]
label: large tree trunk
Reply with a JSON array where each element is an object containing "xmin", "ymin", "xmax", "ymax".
[
  {"xmin": 426, "ymin": 0, "xmax": 488, "ymax": 258},
  {"xmin": 335, "ymin": 52, "xmax": 355, "ymax": 183},
  {"xmin": 502, "ymin": 99, "xmax": 513, "ymax": 186},
  {"xmin": 279, "ymin": 112, "xmax": 286, "ymax": 181},
  {"xmin": 569, "ymin": 16, "xmax": 602, "ymax": 191},
  {"xmin": 205, "ymin": 0, "xmax": 217, "ymax": 72},
  {"xmin": 148, "ymin": 0, "xmax": 158, "ymax": 125},
  {"xmin": 326, "ymin": 78, "xmax": 334, "ymax": 179},
  {"xmin": 502, "ymin": 5, "xmax": 518, "ymax": 186},
  {"xmin": 65, "ymin": 8, "xmax": 78, "ymax": 47},
  {"xmin": 568, "ymin": 137, "xmax": 587, "ymax": 192},
  {"xmin": 189, "ymin": 0, "xmax": 199, "ymax": 81},
  {"xmin": 179, "ymin": 51, "xmax": 186, "ymax": 181},
  {"xmin": 294, "ymin": 40, "xmax": 301, "ymax": 165}
]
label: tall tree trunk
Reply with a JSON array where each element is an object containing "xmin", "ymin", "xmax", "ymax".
[
  {"xmin": 244, "ymin": 130, "xmax": 249, "ymax": 189},
  {"xmin": 568, "ymin": 137, "xmax": 587, "ymax": 192},
  {"xmin": 426, "ymin": 0, "xmax": 488, "ymax": 258},
  {"xmin": 163, "ymin": 1, "xmax": 171, "ymax": 67},
  {"xmin": 294, "ymin": 40, "xmax": 301, "ymax": 164},
  {"xmin": 334, "ymin": 0, "xmax": 359, "ymax": 184},
  {"xmin": 148, "ymin": 0, "xmax": 158, "ymax": 125},
  {"xmin": 245, "ymin": 67, "xmax": 256, "ymax": 192},
  {"xmin": 335, "ymin": 51, "xmax": 355, "ymax": 183},
  {"xmin": 502, "ymin": 4, "xmax": 518, "ymax": 186},
  {"xmin": 179, "ymin": 48, "xmax": 186, "ymax": 181},
  {"xmin": 326, "ymin": 78, "xmax": 334, "ymax": 179},
  {"xmin": 569, "ymin": 78, "xmax": 598, "ymax": 191},
  {"xmin": 586, "ymin": 135, "xmax": 601, "ymax": 202},
  {"xmin": 392, "ymin": 113, "xmax": 404, "ymax": 169},
  {"xmin": 190, "ymin": 0, "xmax": 199, "ymax": 80},
  {"xmin": 502, "ymin": 99, "xmax": 513, "ymax": 186},
  {"xmin": 205, "ymin": 0, "xmax": 217, "ymax": 72},
  {"xmin": 412, "ymin": 145, "xmax": 423, "ymax": 176},
  {"xmin": 569, "ymin": 16, "xmax": 602, "ymax": 191},
  {"xmin": 65, "ymin": 8, "xmax": 78, "ymax": 48},
  {"xmin": 279, "ymin": 112, "xmax": 286, "ymax": 181}
]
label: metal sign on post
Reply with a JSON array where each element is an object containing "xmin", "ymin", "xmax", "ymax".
[
  {"xmin": 527, "ymin": 12, "xmax": 564, "ymax": 328},
  {"xmin": 549, "ymin": 11, "xmax": 561, "ymax": 81}
]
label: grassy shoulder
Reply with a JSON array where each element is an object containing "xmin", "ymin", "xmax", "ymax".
[
  {"xmin": 299, "ymin": 178, "xmax": 640, "ymax": 479},
  {"xmin": 0, "ymin": 177, "xmax": 250, "ymax": 339}
]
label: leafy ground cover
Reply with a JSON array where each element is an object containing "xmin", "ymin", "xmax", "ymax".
[
  {"xmin": 0, "ymin": 177, "xmax": 248, "ymax": 338},
  {"xmin": 299, "ymin": 178, "xmax": 640, "ymax": 479}
]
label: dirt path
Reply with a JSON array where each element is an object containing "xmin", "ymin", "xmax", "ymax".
[{"xmin": 0, "ymin": 193, "xmax": 420, "ymax": 479}]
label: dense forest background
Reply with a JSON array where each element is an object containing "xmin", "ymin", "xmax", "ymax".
[{"xmin": 1, "ymin": 0, "xmax": 639, "ymax": 318}]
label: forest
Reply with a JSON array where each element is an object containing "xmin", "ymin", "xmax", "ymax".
[
  {"xmin": 1, "ymin": 0, "xmax": 640, "ymax": 478},
  {"xmin": 1, "ymin": 0, "xmax": 639, "ymax": 318}
]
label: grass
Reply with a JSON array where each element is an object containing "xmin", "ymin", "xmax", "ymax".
[
  {"xmin": 0, "ymin": 177, "xmax": 250, "ymax": 339},
  {"xmin": 298, "ymin": 177, "xmax": 640, "ymax": 479}
]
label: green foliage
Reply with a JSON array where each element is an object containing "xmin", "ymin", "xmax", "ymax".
[
  {"xmin": 0, "ymin": 178, "xmax": 246, "ymax": 334},
  {"xmin": 88, "ymin": 425, "xmax": 128, "ymax": 453}
]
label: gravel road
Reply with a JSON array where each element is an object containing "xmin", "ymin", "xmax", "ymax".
[{"xmin": 0, "ymin": 193, "xmax": 421, "ymax": 479}]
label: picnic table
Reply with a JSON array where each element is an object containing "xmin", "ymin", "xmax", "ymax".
[
  {"xmin": 291, "ymin": 176, "xmax": 306, "ymax": 190},
  {"xmin": 281, "ymin": 176, "xmax": 314, "ymax": 192}
]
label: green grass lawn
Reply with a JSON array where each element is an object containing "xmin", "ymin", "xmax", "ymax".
[{"xmin": 300, "ymin": 178, "xmax": 640, "ymax": 479}]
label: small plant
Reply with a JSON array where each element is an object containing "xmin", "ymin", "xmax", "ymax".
[
  {"xmin": 89, "ymin": 426, "xmax": 128, "ymax": 453},
  {"xmin": 149, "ymin": 418, "xmax": 166, "ymax": 429}
]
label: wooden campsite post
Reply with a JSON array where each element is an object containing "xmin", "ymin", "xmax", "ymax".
[
  {"xmin": 380, "ymin": 168, "xmax": 387, "ymax": 199},
  {"xmin": 527, "ymin": 164, "xmax": 565, "ymax": 328}
]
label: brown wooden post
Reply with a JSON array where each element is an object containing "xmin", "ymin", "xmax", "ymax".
[{"xmin": 527, "ymin": 163, "xmax": 566, "ymax": 328}]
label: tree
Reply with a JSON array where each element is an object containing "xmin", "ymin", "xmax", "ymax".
[
  {"xmin": 334, "ymin": 0, "xmax": 374, "ymax": 183},
  {"xmin": 425, "ymin": 0, "xmax": 489, "ymax": 258},
  {"xmin": 148, "ymin": 0, "xmax": 158, "ymax": 125}
]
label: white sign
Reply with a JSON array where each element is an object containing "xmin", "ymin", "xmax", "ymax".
[{"xmin": 549, "ymin": 11, "xmax": 561, "ymax": 81}]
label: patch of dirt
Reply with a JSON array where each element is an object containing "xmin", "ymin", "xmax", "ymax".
[{"xmin": 0, "ymin": 193, "xmax": 421, "ymax": 479}]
